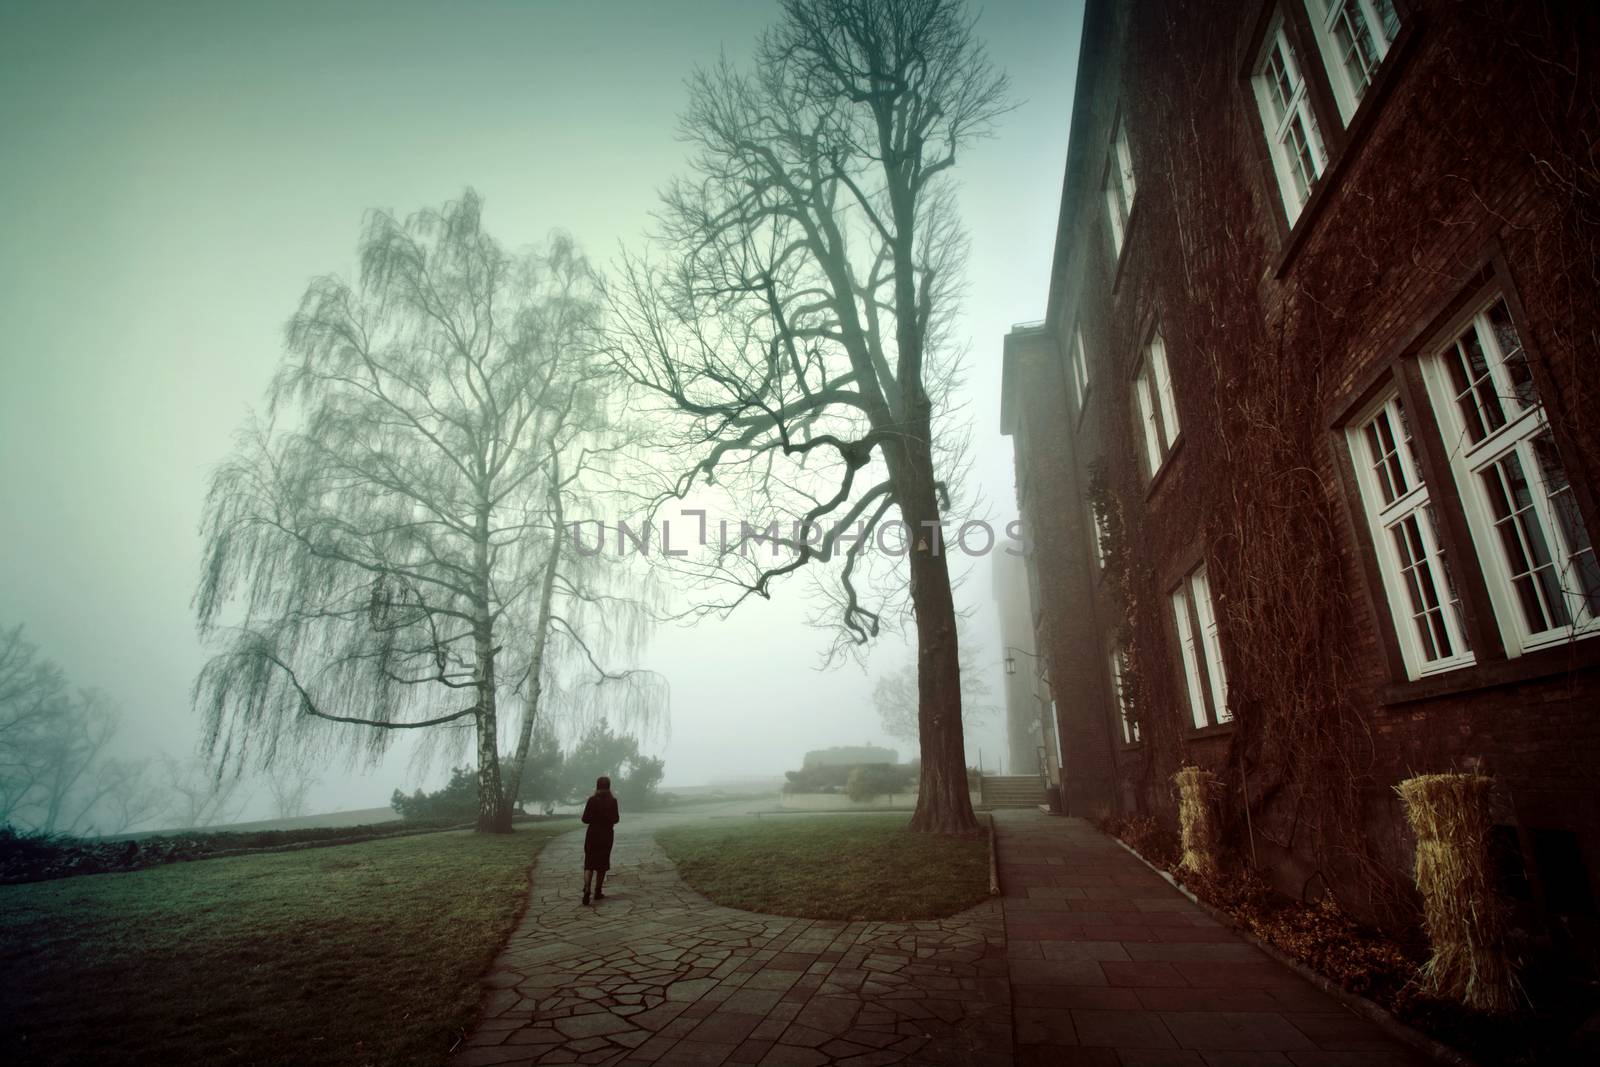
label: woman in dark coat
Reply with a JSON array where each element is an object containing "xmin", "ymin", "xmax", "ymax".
[{"xmin": 580, "ymin": 775, "xmax": 620, "ymax": 905}]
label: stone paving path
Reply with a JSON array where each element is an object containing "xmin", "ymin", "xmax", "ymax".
[
  {"xmin": 451, "ymin": 815, "xmax": 1009, "ymax": 1066},
  {"xmin": 453, "ymin": 810, "xmax": 1430, "ymax": 1066},
  {"xmin": 994, "ymin": 813, "xmax": 1429, "ymax": 1067}
]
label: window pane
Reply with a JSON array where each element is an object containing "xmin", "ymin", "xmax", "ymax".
[
  {"xmin": 1533, "ymin": 431, "xmax": 1600, "ymax": 619},
  {"xmin": 1486, "ymin": 300, "xmax": 1537, "ymax": 413},
  {"xmin": 1072, "ymin": 332, "xmax": 1090, "ymax": 408},
  {"xmin": 1331, "ymin": 0, "xmax": 1381, "ymax": 100},
  {"xmin": 1286, "ymin": 113, "xmax": 1316, "ymax": 201},
  {"xmin": 1374, "ymin": 0, "xmax": 1400, "ymax": 38},
  {"xmin": 1171, "ymin": 586, "xmax": 1208, "ymax": 729},
  {"xmin": 1364, "ymin": 405, "xmax": 1408, "ymax": 505},
  {"xmin": 1150, "ymin": 334, "xmax": 1180, "ymax": 446},
  {"xmin": 1445, "ymin": 326, "xmax": 1507, "ymax": 445},
  {"xmin": 1265, "ymin": 44, "xmax": 1293, "ymax": 120},
  {"xmin": 1116, "ymin": 125, "xmax": 1138, "ymax": 206},
  {"xmin": 1482, "ymin": 451, "xmax": 1568, "ymax": 632},
  {"xmin": 1425, "ymin": 504, "xmax": 1472, "ymax": 654},
  {"xmin": 1391, "ymin": 515, "xmax": 1447, "ymax": 660},
  {"xmin": 1191, "ymin": 567, "xmax": 1230, "ymax": 722},
  {"xmin": 1136, "ymin": 367, "xmax": 1162, "ymax": 475}
]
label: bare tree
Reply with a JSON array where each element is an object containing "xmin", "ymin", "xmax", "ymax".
[
  {"xmin": 95, "ymin": 758, "xmax": 168, "ymax": 835},
  {"xmin": 28, "ymin": 689, "xmax": 117, "ymax": 834},
  {"xmin": 195, "ymin": 192, "xmax": 638, "ymax": 832},
  {"xmin": 608, "ymin": 0, "xmax": 1008, "ymax": 832},
  {"xmin": 0, "ymin": 624, "xmax": 64, "ymax": 826},
  {"xmin": 875, "ymin": 624, "xmax": 995, "ymax": 750},
  {"xmin": 163, "ymin": 756, "xmax": 250, "ymax": 830},
  {"xmin": 0, "ymin": 625, "xmax": 156, "ymax": 835},
  {"xmin": 265, "ymin": 764, "xmax": 319, "ymax": 820}
]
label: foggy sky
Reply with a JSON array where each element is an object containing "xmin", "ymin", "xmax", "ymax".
[{"xmin": 0, "ymin": 0, "xmax": 1083, "ymax": 818}]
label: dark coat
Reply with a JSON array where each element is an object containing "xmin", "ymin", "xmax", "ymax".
[{"xmin": 581, "ymin": 791, "xmax": 620, "ymax": 871}]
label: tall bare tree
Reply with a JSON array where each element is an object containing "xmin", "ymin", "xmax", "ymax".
[
  {"xmin": 609, "ymin": 0, "xmax": 1008, "ymax": 832},
  {"xmin": 195, "ymin": 192, "xmax": 638, "ymax": 832},
  {"xmin": 875, "ymin": 622, "xmax": 995, "ymax": 752}
]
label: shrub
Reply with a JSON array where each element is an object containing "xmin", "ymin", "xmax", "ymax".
[
  {"xmin": 845, "ymin": 765, "xmax": 913, "ymax": 802},
  {"xmin": 802, "ymin": 745, "xmax": 897, "ymax": 768},
  {"xmin": 390, "ymin": 766, "xmax": 478, "ymax": 821}
]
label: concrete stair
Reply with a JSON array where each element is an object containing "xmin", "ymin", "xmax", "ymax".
[{"xmin": 979, "ymin": 775, "xmax": 1046, "ymax": 809}]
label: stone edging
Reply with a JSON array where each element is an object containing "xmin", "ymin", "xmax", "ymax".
[{"xmin": 1107, "ymin": 834, "xmax": 1476, "ymax": 1067}]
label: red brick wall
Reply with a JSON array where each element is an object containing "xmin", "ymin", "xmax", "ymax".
[{"xmin": 1008, "ymin": 0, "xmax": 1600, "ymax": 933}]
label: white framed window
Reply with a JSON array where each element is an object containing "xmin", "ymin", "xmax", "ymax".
[
  {"xmin": 1133, "ymin": 327, "xmax": 1180, "ymax": 479},
  {"xmin": 1422, "ymin": 295, "xmax": 1600, "ymax": 655},
  {"xmin": 1069, "ymin": 328, "xmax": 1091, "ymax": 414},
  {"xmin": 1088, "ymin": 499, "xmax": 1110, "ymax": 570},
  {"xmin": 1251, "ymin": 12, "xmax": 1328, "ymax": 223},
  {"xmin": 1346, "ymin": 390, "xmax": 1474, "ymax": 678},
  {"xmin": 1307, "ymin": 0, "xmax": 1401, "ymax": 123},
  {"xmin": 1171, "ymin": 562, "xmax": 1231, "ymax": 729},
  {"xmin": 1104, "ymin": 113, "xmax": 1137, "ymax": 258},
  {"xmin": 1109, "ymin": 645, "xmax": 1139, "ymax": 744}
]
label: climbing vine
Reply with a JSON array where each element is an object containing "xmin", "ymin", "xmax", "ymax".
[{"xmin": 1092, "ymin": 0, "xmax": 1599, "ymax": 927}]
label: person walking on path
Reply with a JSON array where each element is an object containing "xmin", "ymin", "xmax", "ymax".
[{"xmin": 580, "ymin": 775, "xmax": 620, "ymax": 905}]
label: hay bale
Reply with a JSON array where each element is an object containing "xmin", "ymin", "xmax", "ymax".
[
  {"xmin": 1396, "ymin": 773, "xmax": 1519, "ymax": 1013},
  {"xmin": 1172, "ymin": 766, "xmax": 1220, "ymax": 879}
]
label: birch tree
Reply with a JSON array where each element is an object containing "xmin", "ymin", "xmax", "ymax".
[
  {"xmin": 609, "ymin": 0, "xmax": 1008, "ymax": 832},
  {"xmin": 195, "ymin": 192, "xmax": 645, "ymax": 833}
]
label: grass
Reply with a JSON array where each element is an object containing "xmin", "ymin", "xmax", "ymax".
[
  {"xmin": 0, "ymin": 821, "xmax": 573, "ymax": 1066},
  {"xmin": 655, "ymin": 814, "xmax": 991, "ymax": 921}
]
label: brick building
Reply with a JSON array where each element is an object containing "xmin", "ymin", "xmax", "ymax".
[{"xmin": 999, "ymin": 0, "xmax": 1600, "ymax": 943}]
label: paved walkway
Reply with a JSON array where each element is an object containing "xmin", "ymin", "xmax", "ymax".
[
  {"xmin": 453, "ymin": 811, "xmax": 1428, "ymax": 1066},
  {"xmin": 451, "ymin": 814, "xmax": 1009, "ymax": 1066},
  {"xmin": 995, "ymin": 814, "xmax": 1426, "ymax": 1067}
]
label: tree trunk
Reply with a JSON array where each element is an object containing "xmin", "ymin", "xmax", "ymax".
[
  {"xmin": 472, "ymin": 504, "xmax": 513, "ymax": 834},
  {"xmin": 894, "ymin": 422, "xmax": 980, "ymax": 836},
  {"xmin": 503, "ymin": 487, "xmax": 564, "ymax": 808}
]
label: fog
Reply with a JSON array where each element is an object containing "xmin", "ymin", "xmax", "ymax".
[{"xmin": 0, "ymin": 0, "xmax": 1082, "ymax": 821}]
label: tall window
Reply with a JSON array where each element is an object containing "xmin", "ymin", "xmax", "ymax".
[
  {"xmin": 1307, "ymin": 0, "xmax": 1401, "ymax": 122},
  {"xmin": 1069, "ymin": 328, "xmax": 1090, "ymax": 414},
  {"xmin": 1251, "ymin": 13, "xmax": 1328, "ymax": 222},
  {"xmin": 1347, "ymin": 392, "xmax": 1474, "ymax": 677},
  {"xmin": 1423, "ymin": 297, "xmax": 1600, "ymax": 653},
  {"xmin": 1133, "ymin": 327, "xmax": 1180, "ymax": 479},
  {"xmin": 1109, "ymin": 645, "xmax": 1139, "ymax": 744},
  {"xmin": 1171, "ymin": 562, "xmax": 1230, "ymax": 729},
  {"xmin": 1104, "ymin": 113, "xmax": 1137, "ymax": 258}
]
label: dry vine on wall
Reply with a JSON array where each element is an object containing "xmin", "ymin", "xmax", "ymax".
[{"xmin": 1097, "ymin": 0, "xmax": 1600, "ymax": 928}]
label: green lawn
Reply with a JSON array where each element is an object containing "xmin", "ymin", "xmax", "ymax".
[
  {"xmin": 0, "ymin": 821, "xmax": 573, "ymax": 1066},
  {"xmin": 655, "ymin": 815, "xmax": 991, "ymax": 922}
]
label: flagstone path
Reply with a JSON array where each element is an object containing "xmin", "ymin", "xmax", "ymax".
[{"xmin": 451, "ymin": 810, "xmax": 1429, "ymax": 1066}]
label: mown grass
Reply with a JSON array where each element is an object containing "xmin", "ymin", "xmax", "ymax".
[
  {"xmin": 0, "ymin": 821, "xmax": 573, "ymax": 1066},
  {"xmin": 655, "ymin": 815, "xmax": 990, "ymax": 921}
]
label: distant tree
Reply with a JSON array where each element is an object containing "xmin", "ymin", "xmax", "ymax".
[
  {"xmin": 391, "ymin": 766, "xmax": 478, "ymax": 822},
  {"xmin": 608, "ymin": 0, "xmax": 1010, "ymax": 833},
  {"xmin": 559, "ymin": 719, "xmax": 664, "ymax": 809},
  {"xmin": 0, "ymin": 625, "xmax": 163, "ymax": 835},
  {"xmin": 265, "ymin": 764, "xmax": 320, "ymax": 820},
  {"xmin": 875, "ymin": 624, "xmax": 994, "ymax": 749},
  {"xmin": 511, "ymin": 721, "xmax": 566, "ymax": 813},
  {"xmin": 163, "ymin": 756, "xmax": 250, "ymax": 830},
  {"xmin": 95, "ymin": 758, "xmax": 167, "ymax": 835},
  {"xmin": 802, "ymin": 745, "xmax": 898, "ymax": 768},
  {"xmin": 616, "ymin": 755, "xmax": 665, "ymax": 810},
  {"xmin": 194, "ymin": 192, "xmax": 652, "ymax": 833}
]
